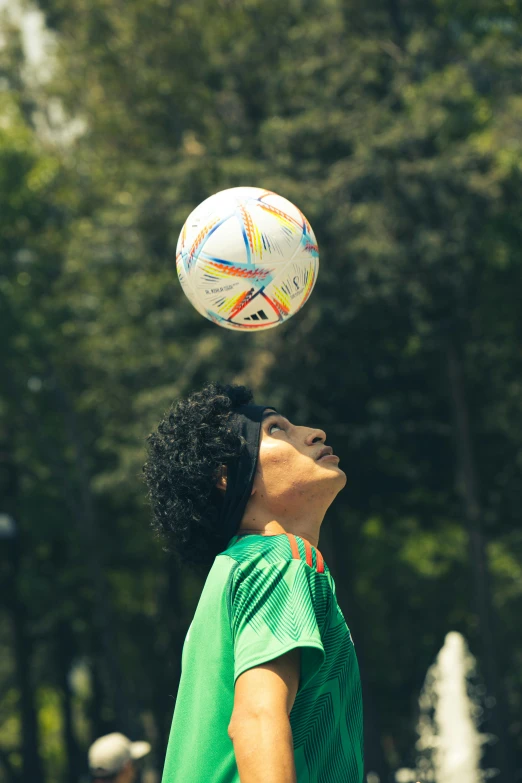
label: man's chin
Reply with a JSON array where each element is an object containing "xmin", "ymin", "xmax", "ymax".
[
  {"xmin": 333, "ymin": 465, "xmax": 348, "ymax": 488},
  {"xmin": 319, "ymin": 463, "xmax": 347, "ymax": 487},
  {"xmin": 318, "ymin": 459, "xmax": 346, "ymax": 480}
]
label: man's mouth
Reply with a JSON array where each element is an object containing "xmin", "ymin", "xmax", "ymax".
[{"xmin": 316, "ymin": 446, "xmax": 337, "ymax": 461}]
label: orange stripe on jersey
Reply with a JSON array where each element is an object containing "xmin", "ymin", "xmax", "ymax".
[
  {"xmin": 303, "ymin": 538, "xmax": 313, "ymax": 568},
  {"xmin": 315, "ymin": 548, "xmax": 325, "ymax": 574},
  {"xmin": 285, "ymin": 532, "xmax": 301, "ymax": 561}
]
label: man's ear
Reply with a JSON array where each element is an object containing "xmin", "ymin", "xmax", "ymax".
[{"xmin": 216, "ymin": 464, "xmax": 227, "ymax": 493}]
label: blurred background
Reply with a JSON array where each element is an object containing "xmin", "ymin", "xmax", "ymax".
[{"xmin": 1, "ymin": 0, "xmax": 522, "ymax": 781}]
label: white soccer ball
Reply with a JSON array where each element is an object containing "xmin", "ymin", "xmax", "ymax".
[{"xmin": 176, "ymin": 186, "xmax": 319, "ymax": 331}]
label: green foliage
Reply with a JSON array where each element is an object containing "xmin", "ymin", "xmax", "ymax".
[{"xmin": 1, "ymin": 0, "xmax": 522, "ymax": 780}]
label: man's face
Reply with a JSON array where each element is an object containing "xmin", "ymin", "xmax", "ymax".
[
  {"xmin": 116, "ymin": 760, "xmax": 136, "ymax": 783},
  {"xmin": 250, "ymin": 409, "xmax": 346, "ymax": 512}
]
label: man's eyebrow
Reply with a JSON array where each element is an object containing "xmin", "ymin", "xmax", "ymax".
[{"xmin": 262, "ymin": 409, "xmax": 279, "ymax": 420}]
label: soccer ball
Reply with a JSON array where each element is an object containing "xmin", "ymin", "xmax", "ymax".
[{"xmin": 175, "ymin": 186, "xmax": 319, "ymax": 331}]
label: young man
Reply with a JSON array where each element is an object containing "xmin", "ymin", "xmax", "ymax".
[{"xmin": 143, "ymin": 382, "xmax": 364, "ymax": 782}]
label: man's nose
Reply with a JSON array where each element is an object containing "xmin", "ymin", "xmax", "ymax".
[{"xmin": 305, "ymin": 427, "xmax": 327, "ymax": 445}]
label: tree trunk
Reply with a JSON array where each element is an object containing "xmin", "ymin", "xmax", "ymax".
[
  {"xmin": 10, "ymin": 561, "xmax": 45, "ymax": 783},
  {"xmin": 56, "ymin": 621, "xmax": 82, "ymax": 783},
  {"xmin": 88, "ymin": 656, "xmax": 109, "ymax": 740},
  {"xmin": 321, "ymin": 518, "xmax": 390, "ymax": 783},
  {"xmin": 153, "ymin": 554, "xmax": 186, "ymax": 757},
  {"xmin": 0, "ymin": 745, "xmax": 21, "ymax": 783},
  {"xmin": 0, "ymin": 428, "xmax": 45, "ymax": 783},
  {"xmin": 446, "ymin": 338, "xmax": 513, "ymax": 782},
  {"xmin": 387, "ymin": 0, "xmax": 405, "ymax": 47}
]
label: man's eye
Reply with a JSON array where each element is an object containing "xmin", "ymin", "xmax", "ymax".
[{"xmin": 269, "ymin": 422, "xmax": 283, "ymax": 434}]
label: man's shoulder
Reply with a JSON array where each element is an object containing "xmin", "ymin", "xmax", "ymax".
[{"xmin": 219, "ymin": 533, "xmax": 329, "ymax": 577}]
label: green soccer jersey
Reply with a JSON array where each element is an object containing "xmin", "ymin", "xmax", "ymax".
[{"xmin": 161, "ymin": 532, "xmax": 364, "ymax": 783}]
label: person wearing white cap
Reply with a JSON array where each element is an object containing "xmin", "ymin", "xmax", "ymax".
[{"xmin": 88, "ymin": 732, "xmax": 151, "ymax": 782}]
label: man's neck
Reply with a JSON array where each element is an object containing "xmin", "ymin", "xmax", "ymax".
[{"xmin": 237, "ymin": 519, "xmax": 320, "ymax": 549}]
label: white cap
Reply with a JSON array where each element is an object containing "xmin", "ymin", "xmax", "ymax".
[{"xmin": 88, "ymin": 733, "xmax": 151, "ymax": 777}]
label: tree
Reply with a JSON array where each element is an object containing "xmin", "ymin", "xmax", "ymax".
[{"xmin": 2, "ymin": 0, "xmax": 522, "ymax": 779}]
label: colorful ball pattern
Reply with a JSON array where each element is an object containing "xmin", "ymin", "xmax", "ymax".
[{"xmin": 176, "ymin": 187, "xmax": 319, "ymax": 331}]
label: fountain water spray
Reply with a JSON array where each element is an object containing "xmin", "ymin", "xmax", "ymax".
[{"xmin": 396, "ymin": 632, "xmax": 496, "ymax": 783}]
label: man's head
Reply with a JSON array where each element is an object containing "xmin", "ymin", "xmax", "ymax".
[
  {"xmin": 143, "ymin": 383, "xmax": 345, "ymax": 568},
  {"xmin": 88, "ymin": 733, "xmax": 150, "ymax": 783}
]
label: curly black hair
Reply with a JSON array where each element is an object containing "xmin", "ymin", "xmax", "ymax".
[{"xmin": 142, "ymin": 382, "xmax": 254, "ymax": 569}]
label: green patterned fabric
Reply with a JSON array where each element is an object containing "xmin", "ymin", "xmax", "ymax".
[{"xmin": 161, "ymin": 533, "xmax": 364, "ymax": 783}]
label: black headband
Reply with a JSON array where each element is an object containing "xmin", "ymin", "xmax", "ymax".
[{"xmin": 220, "ymin": 404, "xmax": 274, "ymax": 543}]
